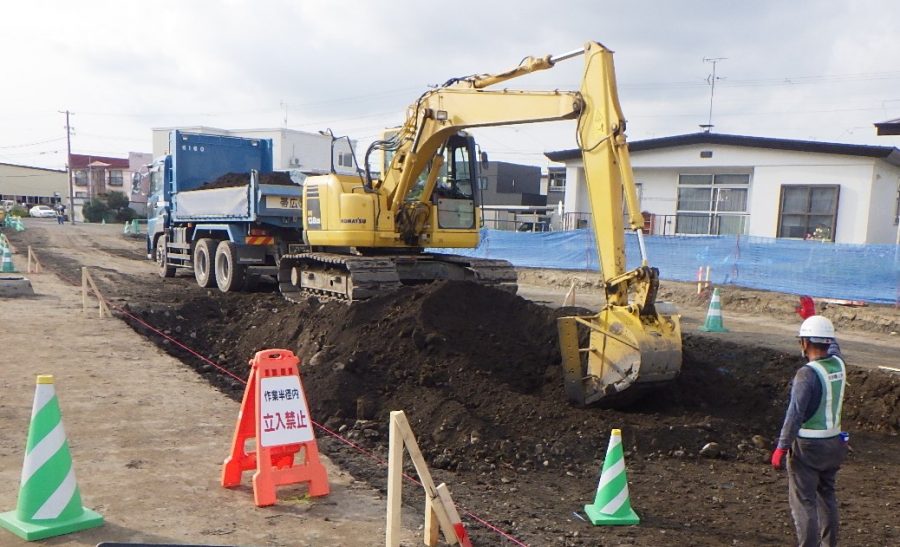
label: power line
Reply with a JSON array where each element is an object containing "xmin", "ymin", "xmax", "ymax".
[{"xmin": 0, "ymin": 136, "xmax": 67, "ymax": 149}]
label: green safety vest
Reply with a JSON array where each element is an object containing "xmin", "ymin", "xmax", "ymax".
[{"xmin": 798, "ymin": 355, "xmax": 846, "ymax": 439}]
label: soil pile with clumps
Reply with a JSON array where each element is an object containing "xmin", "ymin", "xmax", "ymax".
[
  {"xmin": 195, "ymin": 171, "xmax": 297, "ymax": 190},
  {"xmin": 124, "ymin": 280, "xmax": 900, "ymax": 477}
]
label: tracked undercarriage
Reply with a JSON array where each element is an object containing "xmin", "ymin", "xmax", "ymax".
[{"xmin": 277, "ymin": 252, "xmax": 517, "ymax": 303}]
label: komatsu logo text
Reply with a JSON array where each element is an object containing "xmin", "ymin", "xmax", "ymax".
[{"xmin": 340, "ymin": 218, "xmax": 367, "ymax": 225}]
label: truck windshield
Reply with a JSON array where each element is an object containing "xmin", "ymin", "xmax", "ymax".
[{"xmin": 149, "ymin": 168, "xmax": 164, "ymax": 197}]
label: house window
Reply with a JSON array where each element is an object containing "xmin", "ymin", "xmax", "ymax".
[
  {"xmin": 337, "ymin": 153, "xmax": 353, "ymax": 168},
  {"xmin": 109, "ymin": 170, "xmax": 124, "ymax": 186},
  {"xmin": 548, "ymin": 169, "xmax": 566, "ymax": 192},
  {"xmin": 777, "ymin": 185, "xmax": 839, "ymax": 241},
  {"xmin": 73, "ymin": 170, "xmax": 87, "ymax": 186},
  {"xmin": 675, "ymin": 173, "xmax": 749, "ymax": 235}
]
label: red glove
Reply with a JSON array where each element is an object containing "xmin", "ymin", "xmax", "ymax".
[{"xmin": 771, "ymin": 448, "xmax": 787, "ymax": 470}]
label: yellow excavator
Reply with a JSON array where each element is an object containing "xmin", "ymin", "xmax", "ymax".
[{"xmin": 278, "ymin": 41, "xmax": 682, "ymax": 405}]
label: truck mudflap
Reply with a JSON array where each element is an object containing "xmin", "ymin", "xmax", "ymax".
[{"xmin": 277, "ymin": 253, "xmax": 517, "ymax": 303}]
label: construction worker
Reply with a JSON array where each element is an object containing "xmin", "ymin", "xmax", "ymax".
[{"xmin": 772, "ymin": 315, "xmax": 848, "ymax": 547}]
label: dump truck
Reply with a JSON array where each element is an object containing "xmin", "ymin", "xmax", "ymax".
[{"xmin": 146, "ymin": 131, "xmax": 304, "ymax": 292}]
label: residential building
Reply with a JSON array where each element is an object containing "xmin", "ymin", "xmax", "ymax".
[
  {"xmin": 543, "ymin": 166, "xmax": 566, "ymax": 209},
  {"xmin": 479, "ymin": 161, "xmax": 543, "ymax": 206},
  {"xmin": 69, "ymin": 154, "xmax": 130, "ymax": 221},
  {"xmin": 546, "ymin": 133, "xmax": 900, "ymax": 244},
  {"xmin": 152, "ymin": 126, "xmax": 358, "ymax": 176},
  {"xmin": 0, "ymin": 162, "xmax": 67, "ymax": 209},
  {"xmin": 477, "ymin": 161, "xmax": 552, "ymax": 231},
  {"xmin": 875, "ymin": 117, "xmax": 900, "ymax": 136}
]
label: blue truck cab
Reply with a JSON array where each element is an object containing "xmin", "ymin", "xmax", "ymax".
[{"xmin": 147, "ymin": 131, "xmax": 305, "ymax": 292}]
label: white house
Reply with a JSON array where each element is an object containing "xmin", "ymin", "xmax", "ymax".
[
  {"xmin": 152, "ymin": 126, "xmax": 358, "ymax": 176},
  {"xmin": 546, "ymin": 133, "xmax": 900, "ymax": 244}
]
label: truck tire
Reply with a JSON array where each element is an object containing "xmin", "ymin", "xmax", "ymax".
[
  {"xmin": 215, "ymin": 241, "xmax": 245, "ymax": 293},
  {"xmin": 193, "ymin": 238, "xmax": 218, "ymax": 288},
  {"xmin": 156, "ymin": 235, "xmax": 176, "ymax": 278}
]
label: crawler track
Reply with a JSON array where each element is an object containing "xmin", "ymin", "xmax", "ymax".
[{"xmin": 278, "ymin": 252, "xmax": 517, "ymax": 303}]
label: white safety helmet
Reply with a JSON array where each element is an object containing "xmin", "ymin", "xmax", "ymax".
[{"xmin": 798, "ymin": 315, "xmax": 835, "ymax": 343}]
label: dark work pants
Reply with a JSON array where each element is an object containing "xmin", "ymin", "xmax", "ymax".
[{"xmin": 787, "ymin": 436, "xmax": 847, "ymax": 547}]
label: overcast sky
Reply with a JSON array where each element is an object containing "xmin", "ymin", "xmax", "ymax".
[{"xmin": 1, "ymin": 0, "xmax": 899, "ymax": 171}]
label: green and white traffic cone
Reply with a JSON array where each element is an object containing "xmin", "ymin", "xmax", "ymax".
[
  {"xmin": 1, "ymin": 246, "xmax": 15, "ymax": 273},
  {"xmin": 584, "ymin": 428, "xmax": 639, "ymax": 526},
  {"xmin": 699, "ymin": 287, "xmax": 729, "ymax": 332},
  {"xmin": 0, "ymin": 375, "xmax": 104, "ymax": 541}
]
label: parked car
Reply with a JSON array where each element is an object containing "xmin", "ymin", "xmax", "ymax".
[{"xmin": 29, "ymin": 205, "xmax": 57, "ymax": 218}]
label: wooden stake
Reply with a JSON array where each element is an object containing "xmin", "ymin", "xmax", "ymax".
[
  {"xmin": 81, "ymin": 267, "xmax": 111, "ymax": 318},
  {"xmin": 27, "ymin": 246, "xmax": 43, "ymax": 273},
  {"xmin": 386, "ymin": 410, "xmax": 463, "ymax": 547}
]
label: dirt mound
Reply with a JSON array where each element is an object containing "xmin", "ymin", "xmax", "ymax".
[
  {"xmin": 196, "ymin": 171, "xmax": 297, "ymax": 190},
  {"xmin": 124, "ymin": 281, "xmax": 900, "ymax": 479}
]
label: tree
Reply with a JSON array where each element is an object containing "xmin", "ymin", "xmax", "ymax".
[
  {"xmin": 81, "ymin": 191, "xmax": 136, "ymax": 223},
  {"xmin": 81, "ymin": 198, "xmax": 110, "ymax": 223},
  {"xmin": 106, "ymin": 191, "xmax": 130, "ymax": 210}
]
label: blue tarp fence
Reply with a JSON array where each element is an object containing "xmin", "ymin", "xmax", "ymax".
[{"xmin": 434, "ymin": 229, "xmax": 900, "ymax": 304}]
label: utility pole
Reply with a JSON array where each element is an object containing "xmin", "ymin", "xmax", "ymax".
[
  {"xmin": 701, "ymin": 57, "xmax": 726, "ymax": 132},
  {"xmin": 280, "ymin": 101, "xmax": 288, "ymax": 128},
  {"xmin": 59, "ymin": 110, "xmax": 75, "ymax": 224}
]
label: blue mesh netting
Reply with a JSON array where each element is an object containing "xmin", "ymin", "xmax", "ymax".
[{"xmin": 433, "ymin": 229, "xmax": 900, "ymax": 304}]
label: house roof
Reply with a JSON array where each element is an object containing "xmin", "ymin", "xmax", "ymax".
[
  {"xmin": 69, "ymin": 154, "xmax": 130, "ymax": 169},
  {"xmin": 545, "ymin": 132, "xmax": 900, "ymax": 166},
  {"xmin": 0, "ymin": 162, "xmax": 66, "ymax": 173},
  {"xmin": 875, "ymin": 117, "xmax": 900, "ymax": 136}
]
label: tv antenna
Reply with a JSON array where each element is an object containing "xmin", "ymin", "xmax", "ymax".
[{"xmin": 702, "ymin": 57, "xmax": 727, "ymax": 132}]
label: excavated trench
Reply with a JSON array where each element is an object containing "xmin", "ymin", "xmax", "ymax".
[
  {"xmin": 123, "ymin": 281, "xmax": 899, "ymax": 464},
  {"xmin": 120, "ymin": 281, "xmax": 900, "ymax": 544}
]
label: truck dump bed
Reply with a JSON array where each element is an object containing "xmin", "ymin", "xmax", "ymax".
[{"xmin": 168, "ymin": 131, "xmax": 302, "ymax": 226}]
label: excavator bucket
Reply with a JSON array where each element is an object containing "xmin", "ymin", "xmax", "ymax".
[{"xmin": 558, "ymin": 305, "xmax": 682, "ymax": 407}]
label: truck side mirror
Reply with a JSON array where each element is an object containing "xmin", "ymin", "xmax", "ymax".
[
  {"xmin": 131, "ymin": 172, "xmax": 143, "ymax": 195},
  {"xmin": 480, "ymin": 151, "xmax": 489, "ymax": 169}
]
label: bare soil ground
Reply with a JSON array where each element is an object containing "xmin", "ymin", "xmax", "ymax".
[
  {"xmin": 3, "ymin": 219, "xmax": 899, "ymax": 546},
  {"xmin": 0, "ymin": 220, "xmax": 416, "ymax": 547}
]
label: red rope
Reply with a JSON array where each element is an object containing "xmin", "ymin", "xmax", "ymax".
[{"xmin": 111, "ymin": 303, "xmax": 529, "ymax": 546}]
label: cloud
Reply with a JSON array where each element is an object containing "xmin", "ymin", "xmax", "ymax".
[{"xmin": 1, "ymin": 0, "xmax": 898, "ymax": 169}]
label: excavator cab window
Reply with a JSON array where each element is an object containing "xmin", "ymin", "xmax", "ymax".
[
  {"xmin": 436, "ymin": 135, "xmax": 476, "ymax": 201},
  {"xmin": 434, "ymin": 134, "xmax": 477, "ymax": 229}
]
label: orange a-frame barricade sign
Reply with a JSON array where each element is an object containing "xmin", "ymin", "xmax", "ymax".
[{"xmin": 221, "ymin": 349, "xmax": 329, "ymax": 506}]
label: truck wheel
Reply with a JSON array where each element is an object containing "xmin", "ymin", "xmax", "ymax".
[
  {"xmin": 156, "ymin": 235, "xmax": 175, "ymax": 278},
  {"xmin": 193, "ymin": 238, "xmax": 218, "ymax": 288},
  {"xmin": 215, "ymin": 241, "xmax": 245, "ymax": 292}
]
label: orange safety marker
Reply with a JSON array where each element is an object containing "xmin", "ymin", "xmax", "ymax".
[{"xmin": 221, "ymin": 349, "xmax": 329, "ymax": 506}]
